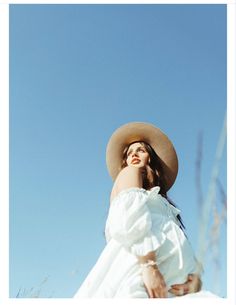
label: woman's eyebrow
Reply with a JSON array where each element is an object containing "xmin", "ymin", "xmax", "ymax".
[
  {"xmin": 127, "ymin": 146, "xmax": 144, "ymax": 155},
  {"xmin": 127, "ymin": 148, "xmax": 133, "ymax": 155}
]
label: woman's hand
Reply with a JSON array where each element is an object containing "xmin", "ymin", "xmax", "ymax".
[
  {"xmin": 168, "ymin": 274, "xmax": 202, "ymax": 296},
  {"xmin": 142, "ymin": 265, "xmax": 167, "ymax": 298}
]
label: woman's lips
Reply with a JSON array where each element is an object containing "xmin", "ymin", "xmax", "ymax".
[{"xmin": 131, "ymin": 158, "xmax": 140, "ymax": 164}]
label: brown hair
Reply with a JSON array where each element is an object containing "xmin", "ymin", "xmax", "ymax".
[{"xmin": 121, "ymin": 141, "xmax": 185, "ymax": 231}]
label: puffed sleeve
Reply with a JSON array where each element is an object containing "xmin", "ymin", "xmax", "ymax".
[{"xmin": 105, "ymin": 188, "xmax": 166, "ymax": 256}]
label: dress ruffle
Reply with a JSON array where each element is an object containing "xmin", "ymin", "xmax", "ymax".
[{"xmin": 106, "ymin": 187, "xmax": 167, "ymax": 256}]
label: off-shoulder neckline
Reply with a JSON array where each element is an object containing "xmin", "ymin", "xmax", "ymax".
[{"xmin": 110, "ymin": 186, "xmax": 161, "ymax": 205}]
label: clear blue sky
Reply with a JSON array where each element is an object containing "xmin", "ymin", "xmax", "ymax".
[{"xmin": 9, "ymin": 4, "xmax": 227, "ymax": 298}]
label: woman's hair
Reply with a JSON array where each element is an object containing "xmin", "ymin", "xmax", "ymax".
[{"xmin": 121, "ymin": 141, "xmax": 185, "ymax": 231}]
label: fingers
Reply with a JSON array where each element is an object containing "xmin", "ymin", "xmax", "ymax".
[
  {"xmin": 159, "ymin": 288, "xmax": 168, "ymax": 298},
  {"xmin": 187, "ymin": 274, "xmax": 194, "ymax": 281},
  {"xmin": 169, "ymin": 274, "xmax": 202, "ymax": 296},
  {"xmin": 170, "ymin": 283, "xmax": 188, "ymax": 290},
  {"xmin": 186, "ymin": 274, "xmax": 202, "ymax": 292},
  {"xmin": 145, "ymin": 286, "xmax": 167, "ymax": 298},
  {"xmin": 153, "ymin": 287, "xmax": 168, "ymax": 298},
  {"xmin": 143, "ymin": 283, "xmax": 153, "ymax": 298},
  {"xmin": 144, "ymin": 285, "xmax": 154, "ymax": 298},
  {"xmin": 169, "ymin": 284, "xmax": 189, "ymax": 296},
  {"xmin": 148, "ymin": 289, "xmax": 154, "ymax": 298}
]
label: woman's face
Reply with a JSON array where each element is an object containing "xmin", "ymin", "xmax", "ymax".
[{"xmin": 126, "ymin": 142, "xmax": 150, "ymax": 168}]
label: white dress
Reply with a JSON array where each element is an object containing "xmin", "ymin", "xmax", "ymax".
[{"xmin": 74, "ymin": 187, "xmax": 219, "ymax": 298}]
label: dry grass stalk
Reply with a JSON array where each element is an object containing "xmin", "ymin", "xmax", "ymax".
[{"xmin": 196, "ymin": 113, "xmax": 227, "ymax": 295}]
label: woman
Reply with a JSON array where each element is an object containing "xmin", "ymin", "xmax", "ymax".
[{"xmin": 74, "ymin": 122, "xmax": 218, "ymax": 298}]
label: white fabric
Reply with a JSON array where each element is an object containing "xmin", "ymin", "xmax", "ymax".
[{"xmin": 74, "ymin": 187, "xmax": 219, "ymax": 298}]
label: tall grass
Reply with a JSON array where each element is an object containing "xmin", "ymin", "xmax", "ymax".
[
  {"xmin": 15, "ymin": 276, "xmax": 53, "ymax": 298},
  {"xmin": 196, "ymin": 113, "xmax": 227, "ymax": 296}
]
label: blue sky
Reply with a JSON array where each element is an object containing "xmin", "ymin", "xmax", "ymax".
[{"xmin": 9, "ymin": 4, "xmax": 227, "ymax": 298}]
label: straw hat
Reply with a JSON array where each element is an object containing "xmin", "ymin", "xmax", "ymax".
[{"xmin": 106, "ymin": 122, "xmax": 178, "ymax": 191}]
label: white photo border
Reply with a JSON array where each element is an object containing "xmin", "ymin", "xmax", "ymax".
[{"xmin": 0, "ymin": 1, "xmax": 235, "ymax": 304}]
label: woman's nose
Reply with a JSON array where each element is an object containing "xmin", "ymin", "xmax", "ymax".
[{"xmin": 131, "ymin": 151, "xmax": 138, "ymax": 157}]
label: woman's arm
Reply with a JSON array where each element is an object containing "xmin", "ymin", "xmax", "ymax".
[
  {"xmin": 138, "ymin": 251, "xmax": 167, "ymax": 298},
  {"xmin": 109, "ymin": 166, "xmax": 167, "ymax": 297},
  {"xmin": 110, "ymin": 166, "xmax": 143, "ymax": 203}
]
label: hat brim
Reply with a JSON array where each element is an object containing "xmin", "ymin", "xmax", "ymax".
[{"xmin": 106, "ymin": 122, "xmax": 178, "ymax": 191}]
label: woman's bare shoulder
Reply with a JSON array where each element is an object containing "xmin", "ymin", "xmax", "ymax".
[{"xmin": 110, "ymin": 166, "xmax": 142, "ymax": 203}]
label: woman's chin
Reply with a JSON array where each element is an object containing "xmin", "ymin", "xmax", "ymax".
[{"xmin": 130, "ymin": 163, "xmax": 144, "ymax": 168}]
